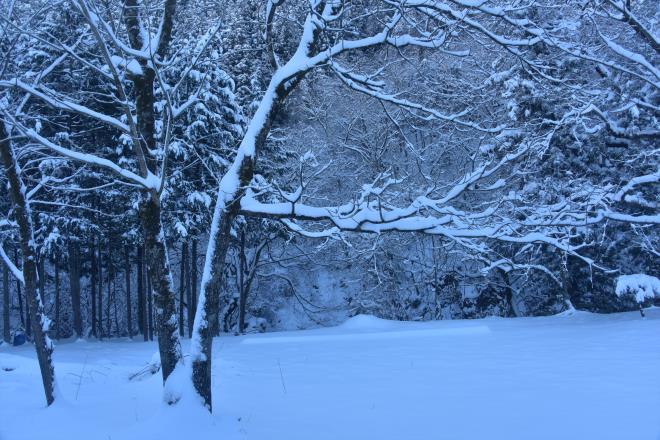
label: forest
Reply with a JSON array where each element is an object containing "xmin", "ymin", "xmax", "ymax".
[{"xmin": 0, "ymin": 0, "xmax": 658, "ymax": 439}]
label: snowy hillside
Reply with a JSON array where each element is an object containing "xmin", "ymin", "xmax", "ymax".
[{"xmin": 2, "ymin": 309, "xmax": 659, "ymax": 440}]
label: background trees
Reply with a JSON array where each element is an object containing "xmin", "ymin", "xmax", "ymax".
[{"xmin": 0, "ymin": 0, "xmax": 657, "ymax": 410}]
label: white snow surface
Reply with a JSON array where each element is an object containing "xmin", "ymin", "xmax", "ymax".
[{"xmin": 1, "ymin": 309, "xmax": 659, "ymax": 440}]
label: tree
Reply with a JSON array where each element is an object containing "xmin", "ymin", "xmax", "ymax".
[{"xmin": 0, "ymin": 121, "xmax": 56, "ymax": 405}]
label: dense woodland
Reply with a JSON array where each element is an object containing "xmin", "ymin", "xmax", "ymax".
[{"xmin": 0, "ymin": 0, "xmax": 658, "ymax": 410}]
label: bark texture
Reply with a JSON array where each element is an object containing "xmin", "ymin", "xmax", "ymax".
[{"xmin": 0, "ymin": 124, "xmax": 56, "ymax": 405}]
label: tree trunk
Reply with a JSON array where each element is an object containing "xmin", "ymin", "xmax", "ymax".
[
  {"xmin": 125, "ymin": 246, "xmax": 132, "ymax": 337},
  {"xmin": 138, "ymin": 195, "xmax": 181, "ymax": 382},
  {"xmin": 37, "ymin": 256, "xmax": 45, "ymax": 305},
  {"xmin": 238, "ymin": 230, "xmax": 247, "ymax": 334},
  {"xmin": 498, "ymin": 268, "xmax": 517, "ymax": 318},
  {"xmin": 192, "ymin": 210, "xmax": 236, "ymax": 410},
  {"xmin": 188, "ymin": 239, "xmax": 197, "ymax": 338},
  {"xmin": 90, "ymin": 240, "xmax": 97, "ymax": 338},
  {"xmin": 1, "ymin": 124, "xmax": 56, "ymax": 405},
  {"xmin": 113, "ymin": 284, "xmax": 120, "ymax": 337},
  {"xmin": 54, "ymin": 260, "xmax": 60, "ymax": 339},
  {"xmin": 179, "ymin": 242, "xmax": 187, "ymax": 337},
  {"xmin": 138, "ymin": 245, "xmax": 147, "ymax": 341},
  {"xmin": 190, "ymin": 72, "xmax": 292, "ymax": 409},
  {"xmin": 106, "ymin": 240, "xmax": 112, "ymax": 336},
  {"xmin": 15, "ymin": 248, "xmax": 25, "ymax": 332},
  {"xmin": 68, "ymin": 240, "xmax": 82, "ymax": 338},
  {"xmin": 2, "ymin": 258, "xmax": 9, "ymax": 344},
  {"xmin": 98, "ymin": 237, "xmax": 103, "ymax": 339},
  {"xmin": 147, "ymin": 267, "xmax": 154, "ymax": 342}
]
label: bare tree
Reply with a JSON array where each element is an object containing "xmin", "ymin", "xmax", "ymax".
[{"xmin": 0, "ymin": 122, "xmax": 56, "ymax": 405}]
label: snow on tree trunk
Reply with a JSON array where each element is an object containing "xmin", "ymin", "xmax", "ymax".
[
  {"xmin": 139, "ymin": 195, "xmax": 182, "ymax": 383},
  {"xmin": 0, "ymin": 124, "xmax": 57, "ymax": 405}
]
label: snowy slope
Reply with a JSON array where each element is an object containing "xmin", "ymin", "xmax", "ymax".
[{"xmin": 1, "ymin": 309, "xmax": 659, "ymax": 440}]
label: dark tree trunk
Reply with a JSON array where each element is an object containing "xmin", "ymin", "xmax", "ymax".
[
  {"xmin": 97, "ymin": 237, "xmax": 103, "ymax": 339},
  {"xmin": 498, "ymin": 268, "xmax": 517, "ymax": 318},
  {"xmin": 90, "ymin": 240, "xmax": 97, "ymax": 338},
  {"xmin": 106, "ymin": 240, "xmax": 112, "ymax": 336},
  {"xmin": 68, "ymin": 240, "xmax": 82, "ymax": 338},
  {"xmin": 15, "ymin": 248, "xmax": 25, "ymax": 331},
  {"xmin": 189, "ymin": 61, "xmax": 306, "ymax": 408},
  {"xmin": 147, "ymin": 267, "xmax": 154, "ymax": 342},
  {"xmin": 188, "ymin": 239, "xmax": 197, "ymax": 338},
  {"xmin": 138, "ymin": 245, "xmax": 147, "ymax": 341},
  {"xmin": 124, "ymin": 0, "xmax": 181, "ymax": 381},
  {"xmin": 113, "ymin": 284, "xmax": 119, "ymax": 337},
  {"xmin": 54, "ymin": 260, "xmax": 60, "ymax": 339},
  {"xmin": 192, "ymin": 211, "xmax": 235, "ymax": 410},
  {"xmin": 125, "ymin": 246, "xmax": 133, "ymax": 337},
  {"xmin": 138, "ymin": 196, "xmax": 180, "ymax": 382},
  {"xmin": 179, "ymin": 242, "xmax": 187, "ymax": 337},
  {"xmin": 2, "ymin": 258, "xmax": 9, "ymax": 344},
  {"xmin": 238, "ymin": 230, "xmax": 247, "ymax": 334},
  {"xmin": 1, "ymin": 125, "xmax": 56, "ymax": 405},
  {"xmin": 37, "ymin": 256, "xmax": 45, "ymax": 305}
]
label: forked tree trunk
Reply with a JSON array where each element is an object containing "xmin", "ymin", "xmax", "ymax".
[
  {"xmin": 1, "ymin": 125, "xmax": 56, "ymax": 405},
  {"xmin": 190, "ymin": 72, "xmax": 295, "ymax": 409}
]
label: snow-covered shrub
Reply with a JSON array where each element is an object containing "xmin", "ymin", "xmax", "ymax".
[{"xmin": 615, "ymin": 274, "xmax": 660, "ymax": 317}]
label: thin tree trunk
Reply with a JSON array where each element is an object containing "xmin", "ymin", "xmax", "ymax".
[
  {"xmin": 125, "ymin": 246, "xmax": 132, "ymax": 337},
  {"xmin": 90, "ymin": 240, "xmax": 97, "ymax": 338},
  {"xmin": 54, "ymin": 260, "xmax": 60, "ymax": 339},
  {"xmin": 38, "ymin": 256, "xmax": 45, "ymax": 305},
  {"xmin": 68, "ymin": 240, "xmax": 82, "ymax": 338},
  {"xmin": 179, "ymin": 242, "xmax": 187, "ymax": 337},
  {"xmin": 97, "ymin": 237, "xmax": 103, "ymax": 339},
  {"xmin": 3, "ymin": 258, "xmax": 9, "ymax": 344},
  {"xmin": 1, "ymin": 124, "xmax": 56, "ymax": 405},
  {"xmin": 238, "ymin": 230, "xmax": 247, "ymax": 334},
  {"xmin": 147, "ymin": 267, "xmax": 154, "ymax": 342},
  {"xmin": 113, "ymin": 285, "xmax": 119, "ymax": 337},
  {"xmin": 188, "ymin": 239, "xmax": 197, "ymax": 338},
  {"xmin": 106, "ymin": 241, "xmax": 112, "ymax": 336},
  {"xmin": 15, "ymin": 248, "xmax": 25, "ymax": 331},
  {"xmin": 137, "ymin": 245, "xmax": 147, "ymax": 341}
]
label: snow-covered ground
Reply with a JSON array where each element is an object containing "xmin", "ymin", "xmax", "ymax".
[{"xmin": 1, "ymin": 309, "xmax": 659, "ymax": 440}]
